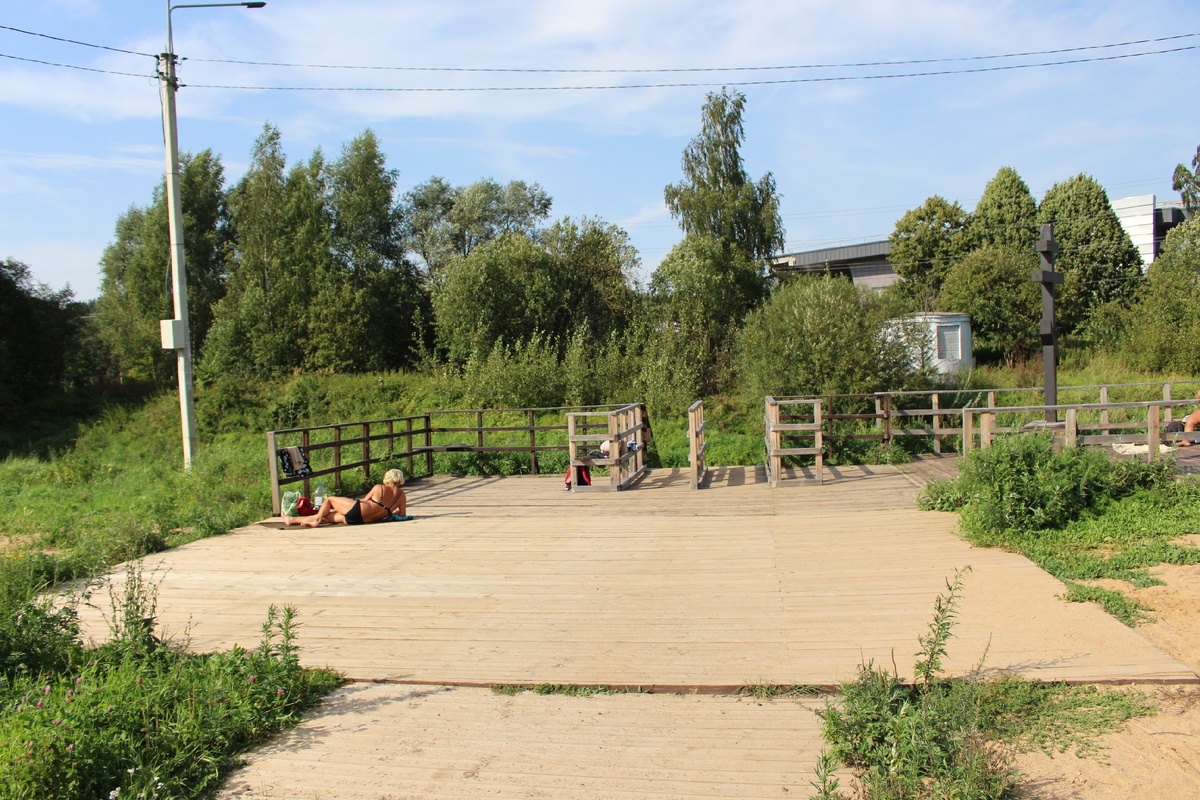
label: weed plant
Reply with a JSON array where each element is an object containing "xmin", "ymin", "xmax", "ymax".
[
  {"xmin": 812, "ymin": 570, "xmax": 1153, "ymax": 800},
  {"xmin": 920, "ymin": 434, "xmax": 1200, "ymax": 624},
  {"xmin": 0, "ymin": 567, "xmax": 342, "ymax": 800}
]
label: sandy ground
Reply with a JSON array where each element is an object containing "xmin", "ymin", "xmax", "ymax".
[{"xmin": 1016, "ymin": 553, "xmax": 1200, "ymax": 798}]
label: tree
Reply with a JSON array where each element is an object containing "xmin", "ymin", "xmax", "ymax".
[
  {"xmin": 968, "ymin": 166, "xmax": 1038, "ymax": 251},
  {"xmin": 1122, "ymin": 218, "xmax": 1200, "ymax": 373},
  {"xmin": 204, "ymin": 125, "xmax": 315, "ymax": 377},
  {"xmin": 95, "ymin": 150, "xmax": 229, "ymax": 383},
  {"xmin": 1173, "ymin": 144, "xmax": 1200, "ymax": 216},
  {"xmin": 937, "ymin": 245, "xmax": 1040, "ymax": 365},
  {"xmin": 1036, "ymin": 173, "xmax": 1143, "ymax": 334},
  {"xmin": 432, "ymin": 233, "xmax": 566, "ymax": 363},
  {"xmin": 310, "ymin": 130, "xmax": 421, "ymax": 371},
  {"xmin": 538, "ymin": 216, "xmax": 638, "ymax": 341},
  {"xmin": 0, "ymin": 260, "xmax": 95, "ymax": 442},
  {"xmin": 664, "ymin": 88, "xmax": 783, "ymax": 283},
  {"xmin": 401, "ymin": 177, "xmax": 552, "ymax": 282},
  {"xmin": 647, "ymin": 235, "xmax": 760, "ymax": 395},
  {"xmin": 887, "ymin": 196, "xmax": 969, "ymax": 310},
  {"xmin": 736, "ymin": 274, "xmax": 916, "ymax": 398}
]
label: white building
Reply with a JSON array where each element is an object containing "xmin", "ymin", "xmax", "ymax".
[{"xmin": 890, "ymin": 313, "xmax": 974, "ymax": 375}]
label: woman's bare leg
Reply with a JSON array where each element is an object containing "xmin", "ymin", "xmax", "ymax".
[{"xmin": 300, "ymin": 496, "xmax": 355, "ymax": 527}]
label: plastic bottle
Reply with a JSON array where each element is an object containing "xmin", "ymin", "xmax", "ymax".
[{"xmin": 313, "ymin": 481, "xmax": 328, "ymax": 507}]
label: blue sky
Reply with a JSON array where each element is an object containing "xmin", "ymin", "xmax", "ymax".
[{"xmin": 3, "ymin": 0, "xmax": 1199, "ymax": 300}]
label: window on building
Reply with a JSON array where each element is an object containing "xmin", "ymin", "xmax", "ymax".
[{"xmin": 936, "ymin": 325, "xmax": 960, "ymax": 361}]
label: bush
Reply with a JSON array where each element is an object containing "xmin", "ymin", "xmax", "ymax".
[
  {"xmin": 814, "ymin": 570, "xmax": 1153, "ymax": 799},
  {"xmin": 923, "ymin": 434, "xmax": 1174, "ymax": 537},
  {"xmin": 0, "ymin": 573, "xmax": 343, "ymax": 800},
  {"xmin": 736, "ymin": 274, "xmax": 920, "ymax": 398}
]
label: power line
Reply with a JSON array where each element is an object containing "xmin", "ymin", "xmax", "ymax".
[
  {"xmin": 179, "ymin": 44, "xmax": 1200, "ymax": 92},
  {"xmin": 0, "ymin": 51, "xmax": 151, "ymax": 78},
  {"xmin": 186, "ymin": 32, "xmax": 1200, "ymax": 73},
  {"xmin": 0, "ymin": 24, "xmax": 155, "ymax": 58}
]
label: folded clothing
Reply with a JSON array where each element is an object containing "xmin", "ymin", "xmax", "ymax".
[{"xmin": 387, "ymin": 513, "xmax": 414, "ymax": 522}]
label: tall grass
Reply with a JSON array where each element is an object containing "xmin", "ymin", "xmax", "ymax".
[
  {"xmin": 811, "ymin": 571, "xmax": 1154, "ymax": 800},
  {"xmin": 0, "ymin": 569, "xmax": 342, "ymax": 800}
]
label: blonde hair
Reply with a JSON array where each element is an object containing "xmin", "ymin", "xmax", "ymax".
[{"xmin": 383, "ymin": 468, "xmax": 405, "ymax": 487}]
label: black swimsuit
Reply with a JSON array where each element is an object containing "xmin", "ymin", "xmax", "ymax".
[{"xmin": 345, "ymin": 493, "xmax": 397, "ymax": 525}]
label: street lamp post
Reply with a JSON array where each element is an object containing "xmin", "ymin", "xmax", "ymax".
[{"xmin": 159, "ymin": 0, "xmax": 265, "ymax": 470}]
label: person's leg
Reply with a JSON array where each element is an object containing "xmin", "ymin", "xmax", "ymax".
[{"xmin": 301, "ymin": 496, "xmax": 355, "ymax": 527}]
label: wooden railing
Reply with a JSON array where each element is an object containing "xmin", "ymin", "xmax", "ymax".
[
  {"xmin": 566, "ymin": 403, "xmax": 651, "ymax": 492},
  {"xmin": 798, "ymin": 380, "xmax": 1200, "ymax": 454},
  {"xmin": 688, "ymin": 400, "xmax": 709, "ymax": 490},
  {"xmin": 764, "ymin": 396, "xmax": 823, "ymax": 487},
  {"xmin": 961, "ymin": 399, "xmax": 1200, "ymax": 459},
  {"xmin": 268, "ymin": 403, "xmax": 631, "ymax": 514}
]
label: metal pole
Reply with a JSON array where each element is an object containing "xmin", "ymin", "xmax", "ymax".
[
  {"xmin": 159, "ymin": 45, "xmax": 198, "ymax": 470},
  {"xmin": 160, "ymin": 0, "xmax": 265, "ymax": 470}
]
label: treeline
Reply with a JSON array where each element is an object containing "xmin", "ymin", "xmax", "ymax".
[
  {"xmin": 884, "ymin": 156, "xmax": 1200, "ymax": 372},
  {"xmin": 8, "ymin": 91, "xmax": 1200, "ymax": 454}
]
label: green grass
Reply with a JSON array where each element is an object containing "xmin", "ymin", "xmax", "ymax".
[
  {"xmin": 813, "ymin": 571, "xmax": 1155, "ymax": 800},
  {"xmin": 740, "ymin": 682, "xmax": 822, "ymax": 699},
  {"xmin": 920, "ymin": 434, "xmax": 1200, "ymax": 625},
  {"xmin": 0, "ymin": 568, "xmax": 343, "ymax": 800}
]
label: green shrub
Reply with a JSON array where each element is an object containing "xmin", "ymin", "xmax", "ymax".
[
  {"xmin": 814, "ymin": 570, "xmax": 1153, "ymax": 799},
  {"xmin": 0, "ymin": 575, "xmax": 342, "ymax": 800},
  {"xmin": 918, "ymin": 434, "xmax": 1200, "ymax": 624},
  {"xmin": 939, "ymin": 434, "xmax": 1174, "ymax": 537}
]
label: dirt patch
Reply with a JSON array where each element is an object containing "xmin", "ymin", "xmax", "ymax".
[{"xmin": 1017, "ymin": 563, "xmax": 1200, "ymax": 796}]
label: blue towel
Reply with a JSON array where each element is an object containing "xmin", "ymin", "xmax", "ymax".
[{"xmin": 387, "ymin": 513, "xmax": 413, "ymax": 522}]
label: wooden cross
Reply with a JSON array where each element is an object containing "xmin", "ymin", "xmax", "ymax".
[{"xmin": 1031, "ymin": 223, "xmax": 1062, "ymax": 422}]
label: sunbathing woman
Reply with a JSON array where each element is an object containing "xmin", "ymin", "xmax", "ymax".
[{"xmin": 285, "ymin": 468, "xmax": 407, "ymax": 527}]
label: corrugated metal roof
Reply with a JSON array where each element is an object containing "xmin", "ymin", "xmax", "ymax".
[{"xmin": 778, "ymin": 240, "xmax": 892, "ymax": 267}]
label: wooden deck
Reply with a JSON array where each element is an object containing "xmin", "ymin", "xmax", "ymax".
[
  {"xmin": 131, "ymin": 461, "xmax": 1196, "ymax": 800},
  {"xmin": 78, "ymin": 463, "xmax": 1194, "ymax": 687}
]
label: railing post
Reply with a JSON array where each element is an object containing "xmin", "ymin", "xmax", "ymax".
[
  {"xmin": 981, "ymin": 411, "xmax": 994, "ymax": 449},
  {"xmin": 301, "ymin": 429, "xmax": 311, "ymax": 498},
  {"xmin": 267, "ymin": 431, "xmax": 281, "ymax": 515},
  {"xmin": 932, "ymin": 393, "xmax": 942, "ymax": 455},
  {"xmin": 333, "ymin": 425, "xmax": 342, "ymax": 492},
  {"xmin": 424, "ymin": 413, "xmax": 433, "ymax": 476},
  {"xmin": 814, "ymin": 399, "xmax": 824, "ymax": 486},
  {"xmin": 609, "ymin": 410, "xmax": 620, "ymax": 490},
  {"xmin": 1147, "ymin": 404, "xmax": 1161, "ymax": 463},
  {"xmin": 883, "ymin": 393, "xmax": 892, "ymax": 444},
  {"xmin": 1065, "ymin": 408, "xmax": 1078, "ymax": 448},
  {"xmin": 529, "ymin": 409, "xmax": 538, "ymax": 475},
  {"xmin": 567, "ymin": 413, "xmax": 578, "ymax": 490},
  {"xmin": 406, "ymin": 417, "xmax": 414, "ymax": 476},
  {"xmin": 1100, "ymin": 386, "xmax": 1110, "ymax": 436},
  {"xmin": 362, "ymin": 422, "xmax": 370, "ymax": 480},
  {"xmin": 963, "ymin": 411, "xmax": 974, "ymax": 455},
  {"xmin": 477, "ymin": 410, "xmax": 485, "ymax": 473}
]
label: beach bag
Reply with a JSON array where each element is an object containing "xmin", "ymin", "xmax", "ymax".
[
  {"xmin": 281, "ymin": 491, "xmax": 301, "ymax": 516},
  {"xmin": 295, "ymin": 496, "xmax": 317, "ymax": 516}
]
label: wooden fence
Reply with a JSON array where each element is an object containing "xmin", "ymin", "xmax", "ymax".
[
  {"xmin": 688, "ymin": 400, "xmax": 709, "ymax": 490},
  {"xmin": 764, "ymin": 396, "xmax": 823, "ymax": 487},
  {"xmin": 799, "ymin": 380, "xmax": 1200, "ymax": 455},
  {"xmin": 961, "ymin": 399, "xmax": 1200, "ymax": 457},
  {"xmin": 566, "ymin": 403, "xmax": 652, "ymax": 492},
  {"xmin": 267, "ymin": 404, "xmax": 633, "ymax": 514}
]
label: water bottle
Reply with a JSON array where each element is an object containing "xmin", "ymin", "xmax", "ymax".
[{"xmin": 313, "ymin": 481, "xmax": 328, "ymax": 507}]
